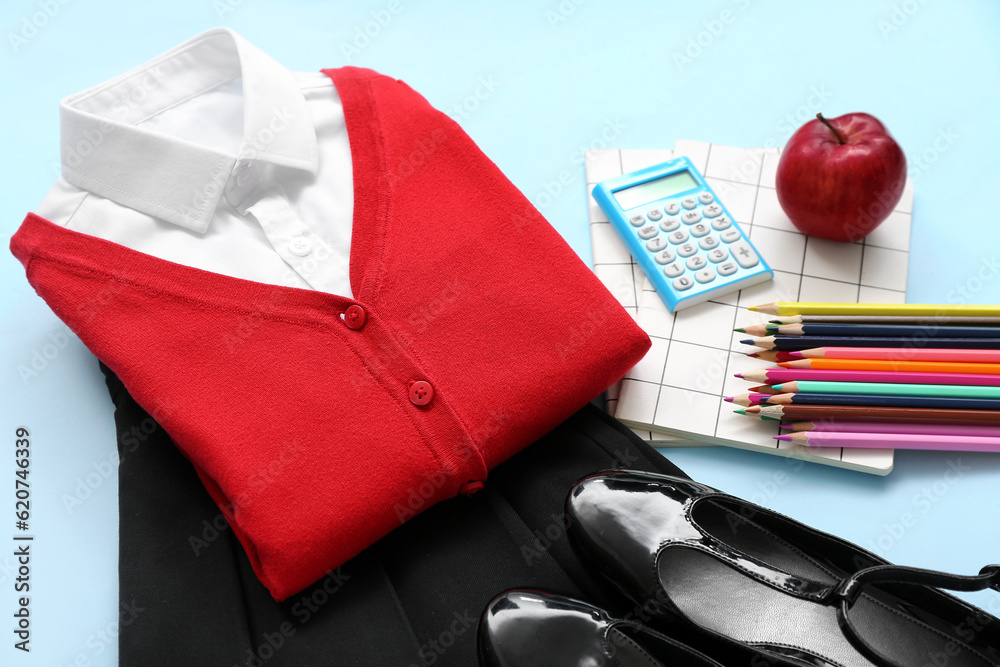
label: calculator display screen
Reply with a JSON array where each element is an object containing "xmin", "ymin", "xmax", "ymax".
[{"xmin": 613, "ymin": 171, "xmax": 699, "ymax": 210}]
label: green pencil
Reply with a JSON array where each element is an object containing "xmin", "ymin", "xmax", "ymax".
[{"xmin": 772, "ymin": 380, "xmax": 1000, "ymax": 399}]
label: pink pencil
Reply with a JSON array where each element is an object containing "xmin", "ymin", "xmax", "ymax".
[
  {"xmin": 736, "ymin": 368, "xmax": 1000, "ymax": 386},
  {"xmin": 776, "ymin": 431, "xmax": 1000, "ymax": 452},
  {"xmin": 789, "ymin": 347, "xmax": 1000, "ymax": 362},
  {"xmin": 780, "ymin": 421, "xmax": 1000, "ymax": 437}
]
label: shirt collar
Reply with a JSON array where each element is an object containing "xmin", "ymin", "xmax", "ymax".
[{"xmin": 59, "ymin": 28, "xmax": 318, "ymax": 233}]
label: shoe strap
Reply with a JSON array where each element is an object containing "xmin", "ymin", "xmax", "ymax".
[
  {"xmin": 829, "ymin": 563, "xmax": 1000, "ymax": 607},
  {"xmin": 827, "ymin": 563, "xmax": 1000, "ymax": 667}
]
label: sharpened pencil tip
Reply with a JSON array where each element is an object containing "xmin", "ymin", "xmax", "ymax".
[
  {"xmin": 733, "ymin": 373, "xmax": 744, "ymax": 379},
  {"xmin": 733, "ymin": 327, "xmax": 746, "ymax": 333},
  {"xmin": 747, "ymin": 352, "xmax": 760, "ymax": 358},
  {"xmin": 774, "ymin": 434, "xmax": 792, "ymax": 441},
  {"xmin": 747, "ymin": 305, "xmax": 758, "ymax": 312},
  {"xmin": 734, "ymin": 408, "xmax": 747, "ymax": 415},
  {"xmin": 723, "ymin": 396, "xmax": 733, "ymax": 403},
  {"xmin": 740, "ymin": 339, "xmax": 753, "ymax": 345},
  {"xmin": 788, "ymin": 351, "xmax": 804, "ymax": 359}
]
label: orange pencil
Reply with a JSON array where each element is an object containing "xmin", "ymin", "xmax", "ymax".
[
  {"xmin": 789, "ymin": 347, "xmax": 1000, "ymax": 363},
  {"xmin": 779, "ymin": 358, "xmax": 1000, "ymax": 375}
]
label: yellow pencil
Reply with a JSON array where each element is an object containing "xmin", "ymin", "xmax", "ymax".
[{"xmin": 748, "ymin": 303, "xmax": 1000, "ymax": 317}]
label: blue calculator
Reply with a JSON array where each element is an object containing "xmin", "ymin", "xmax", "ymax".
[{"xmin": 592, "ymin": 157, "xmax": 773, "ymax": 312}]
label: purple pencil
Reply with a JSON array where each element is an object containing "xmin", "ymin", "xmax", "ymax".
[
  {"xmin": 777, "ymin": 431, "xmax": 1000, "ymax": 452},
  {"xmin": 736, "ymin": 368, "xmax": 1000, "ymax": 386},
  {"xmin": 781, "ymin": 421, "xmax": 1000, "ymax": 437}
]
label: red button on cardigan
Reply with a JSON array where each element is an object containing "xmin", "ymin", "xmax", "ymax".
[
  {"xmin": 9, "ymin": 66, "xmax": 650, "ymax": 601},
  {"xmin": 344, "ymin": 304, "xmax": 367, "ymax": 329}
]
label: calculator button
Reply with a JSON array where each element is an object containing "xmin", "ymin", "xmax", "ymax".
[
  {"xmin": 698, "ymin": 192, "xmax": 714, "ymax": 205},
  {"xmin": 731, "ymin": 240, "xmax": 760, "ymax": 268},
  {"xmin": 681, "ymin": 210, "xmax": 702, "ymax": 224},
  {"xmin": 664, "ymin": 202, "xmax": 680, "ymax": 215},
  {"xmin": 655, "ymin": 248, "xmax": 676, "ymax": 264},
  {"xmin": 668, "ymin": 229, "xmax": 689, "ymax": 244},
  {"xmin": 711, "ymin": 216, "xmax": 732, "ymax": 231},
  {"xmin": 663, "ymin": 262, "xmax": 684, "ymax": 278},
  {"xmin": 638, "ymin": 225, "xmax": 659, "ymax": 240},
  {"xmin": 660, "ymin": 217, "xmax": 680, "ymax": 232},
  {"xmin": 673, "ymin": 276, "xmax": 694, "ymax": 291},
  {"xmin": 646, "ymin": 237, "xmax": 667, "ymax": 252},
  {"xmin": 718, "ymin": 261, "xmax": 738, "ymax": 276},
  {"xmin": 681, "ymin": 197, "xmax": 698, "ymax": 210},
  {"xmin": 690, "ymin": 222, "xmax": 711, "ymax": 237},
  {"xmin": 630, "ymin": 214, "xmax": 646, "ymax": 227},
  {"xmin": 720, "ymin": 228, "xmax": 741, "ymax": 243},
  {"xmin": 686, "ymin": 256, "xmax": 707, "ymax": 271},
  {"xmin": 708, "ymin": 247, "xmax": 728, "ymax": 263},
  {"xmin": 647, "ymin": 208, "xmax": 663, "ymax": 221},
  {"xmin": 703, "ymin": 204, "xmax": 723, "ymax": 218},
  {"xmin": 677, "ymin": 242, "xmax": 698, "ymax": 257},
  {"xmin": 699, "ymin": 235, "xmax": 719, "ymax": 250},
  {"xmin": 695, "ymin": 268, "xmax": 716, "ymax": 284}
]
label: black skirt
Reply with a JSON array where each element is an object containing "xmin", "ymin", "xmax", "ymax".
[{"xmin": 102, "ymin": 362, "xmax": 688, "ymax": 666}]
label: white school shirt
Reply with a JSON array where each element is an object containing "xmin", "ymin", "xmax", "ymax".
[{"xmin": 37, "ymin": 27, "xmax": 355, "ymax": 297}]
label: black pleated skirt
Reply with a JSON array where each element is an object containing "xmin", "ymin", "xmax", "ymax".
[{"xmin": 102, "ymin": 362, "xmax": 687, "ymax": 666}]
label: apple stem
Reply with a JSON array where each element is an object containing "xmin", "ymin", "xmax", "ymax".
[{"xmin": 816, "ymin": 113, "xmax": 846, "ymax": 145}]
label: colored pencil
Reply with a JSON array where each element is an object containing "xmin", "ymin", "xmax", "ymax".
[
  {"xmin": 771, "ymin": 315, "xmax": 1000, "ymax": 325},
  {"xmin": 737, "ymin": 368, "xmax": 1000, "ymax": 386},
  {"xmin": 767, "ymin": 323, "xmax": 1000, "ymax": 338},
  {"xmin": 749, "ymin": 303, "xmax": 1000, "ymax": 317},
  {"xmin": 758, "ymin": 392, "xmax": 1000, "ymax": 410},
  {"xmin": 726, "ymin": 393, "xmax": 771, "ymax": 407},
  {"xmin": 744, "ymin": 336, "xmax": 1000, "ymax": 351},
  {"xmin": 747, "ymin": 350, "xmax": 797, "ymax": 362},
  {"xmin": 736, "ymin": 324, "xmax": 775, "ymax": 336},
  {"xmin": 776, "ymin": 431, "xmax": 1000, "ymax": 452},
  {"xmin": 743, "ymin": 404, "xmax": 1000, "ymax": 422},
  {"xmin": 779, "ymin": 359, "xmax": 1000, "ymax": 375},
  {"xmin": 733, "ymin": 408, "xmax": 781, "ymax": 421},
  {"xmin": 771, "ymin": 381, "xmax": 1000, "ymax": 399},
  {"xmin": 788, "ymin": 347, "xmax": 1000, "ymax": 363},
  {"xmin": 781, "ymin": 421, "xmax": 1000, "ymax": 436}
]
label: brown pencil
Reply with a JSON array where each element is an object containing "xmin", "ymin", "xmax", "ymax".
[{"xmin": 746, "ymin": 350, "xmax": 796, "ymax": 363}]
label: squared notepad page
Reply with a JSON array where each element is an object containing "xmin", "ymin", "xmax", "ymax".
[
  {"xmin": 585, "ymin": 147, "xmax": 697, "ymax": 446},
  {"xmin": 607, "ymin": 140, "xmax": 915, "ymax": 475}
]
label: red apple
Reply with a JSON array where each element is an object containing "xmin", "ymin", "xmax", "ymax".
[{"xmin": 775, "ymin": 113, "xmax": 907, "ymax": 243}]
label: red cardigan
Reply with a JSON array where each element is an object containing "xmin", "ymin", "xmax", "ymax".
[{"xmin": 10, "ymin": 67, "xmax": 650, "ymax": 600}]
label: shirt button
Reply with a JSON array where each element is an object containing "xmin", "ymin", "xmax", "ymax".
[
  {"xmin": 344, "ymin": 305, "xmax": 367, "ymax": 330},
  {"xmin": 409, "ymin": 380, "xmax": 434, "ymax": 406},
  {"xmin": 288, "ymin": 236, "xmax": 312, "ymax": 257},
  {"xmin": 234, "ymin": 162, "xmax": 256, "ymax": 189}
]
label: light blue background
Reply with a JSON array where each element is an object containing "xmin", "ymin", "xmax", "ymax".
[{"xmin": 2, "ymin": 1, "xmax": 1000, "ymax": 664}]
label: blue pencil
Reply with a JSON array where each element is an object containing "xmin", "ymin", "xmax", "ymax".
[{"xmin": 760, "ymin": 392, "xmax": 1000, "ymax": 411}]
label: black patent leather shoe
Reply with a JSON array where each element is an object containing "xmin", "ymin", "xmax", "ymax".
[
  {"xmin": 566, "ymin": 470, "xmax": 1000, "ymax": 667},
  {"xmin": 478, "ymin": 589, "xmax": 723, "ymax": 667}
]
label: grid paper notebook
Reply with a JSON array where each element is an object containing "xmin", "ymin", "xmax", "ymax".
[{"xmin": 586, "ymin": 141, "xmax": 916, "ymax": 475}]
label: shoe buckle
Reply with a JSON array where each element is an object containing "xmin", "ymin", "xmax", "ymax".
[{"xmin": 979, "ymin": 564, "xmax": 1000, "ymax": 592}]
